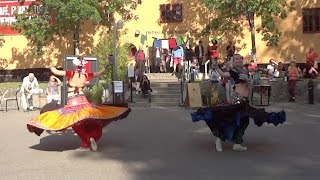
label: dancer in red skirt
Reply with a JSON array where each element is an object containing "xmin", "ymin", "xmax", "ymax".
[{"xmin": 27, "ymin": 56, "xmax": 131, "ymax": 151}]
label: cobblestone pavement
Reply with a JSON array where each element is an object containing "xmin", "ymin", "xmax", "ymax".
[{"xmin": 0, "ymin": 102, "xmax": 320, "ymax": 180}]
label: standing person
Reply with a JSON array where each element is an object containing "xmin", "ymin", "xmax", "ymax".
[
  {"xmin": 21, "ymin": 73, "xmax": 40, "ymax": 112},
  {"xmin": 248, "ymin": 60, "xmax": 260, "ymax": 85},
  {"xmin": 209, "ymin": 39, "xmax": 219, "ymax": 61},
  {"xmin": 208, "ymin": 39, "xmax": 219, "ymax": 74},
  {"xmin": 135, "ymin": 46, "xmax": 146, "ymax": 81},
  {"xmin": 46, "ymin": 75, "xmax": 61, "ymax": 103},
  {"xmin": 160, "ymin": 49, "xmax": 168, "ymax": 73},
  {"xmin": 287, "ymin": 61, "xmax": 299, "ymax": 102},
  {"xmin": 171, "ymin": 45, "xmax": 184, "ymax": 75},
  {"xmin": 154, "ymin": 47, "xmax": 161, "ymax": 73},
  {"xmin": 226, "ymin": 41, "xmax": 235, "ymax": 61},
  {"xmin": 248, "ymin": 60, "xmax": 257, "ymax": 76},
  {"xmin": 267, "ymin": 59, "xmax": 279, "ymax": 81},
  {"xmin": 304, "ymin": 47, "xmax": 318, "ymax": 78},
  {"xmin": 27, "ymin": 56, "xmax": 131, "ymax": 151},
  {"xmin": 195, "ymin": 40, "xmax": 205, "ymax": 71}
]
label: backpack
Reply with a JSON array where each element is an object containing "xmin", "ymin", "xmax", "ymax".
[{"xmin": 137, "ymin": 50, "xmax": 145, "ymax": 61}]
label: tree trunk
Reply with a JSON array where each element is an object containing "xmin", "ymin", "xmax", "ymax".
[
  {"xmin": 248, "ymin": 13, "xmax": 257, "ymax": 62},
  {"xmin": 74, "ymin": 21, "xmax": 80, "ymax": 56}
]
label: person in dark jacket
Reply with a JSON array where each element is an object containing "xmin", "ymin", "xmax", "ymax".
[{"xmin": 140, "ymin": 75, "xmax": 152, "ymax": 102}]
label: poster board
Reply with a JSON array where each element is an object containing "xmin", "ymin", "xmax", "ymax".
[
  {"xmin": 128, "ymin": 64, "xmax": 135, "ymax": 78},
  {"xmin": 186, "ymin": 83, "xmax": 202, "ymax": 108},
  {"xmin": 113, "ymin": 81, "xmax": 124, "ymax": 93}
]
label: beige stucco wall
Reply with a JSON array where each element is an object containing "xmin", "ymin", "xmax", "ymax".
[{"xmin": 0, "ymin": 0, "xmax": 319, "ymax": 70}]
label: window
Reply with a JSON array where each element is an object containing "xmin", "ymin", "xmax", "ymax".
[
  {"xmin": 160, "ymin": 4, "xmax": 182, "ymax": 23},
  {"xmin": 303, "ymin": 8, "xmax": 320, "ymax": 33}
]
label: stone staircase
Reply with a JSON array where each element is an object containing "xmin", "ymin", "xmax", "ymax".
[{"xmin": 128, "ymin": 73, "xmax": 182, "ymax": 107}]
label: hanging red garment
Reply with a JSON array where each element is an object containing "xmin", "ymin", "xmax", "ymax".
[
  {"xmin": 168, "ymin": 38, "xmax": 177, "ymax": 49},
  {"xmin": 210, "ymin": 45, "xmax": 219, "ymax": 59}
]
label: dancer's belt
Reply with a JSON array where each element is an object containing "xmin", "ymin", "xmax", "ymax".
[
  {"xmin": 230, "ymin": 92, "xmax": 249, "ymax": 104},
  {"xmin": 67, "ymin": 94, "xmax": 86, "ymax": 100}
]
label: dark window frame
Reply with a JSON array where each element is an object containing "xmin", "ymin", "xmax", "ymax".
[
  {"xmin": 302, "ymin": 8, "xmax": 320, "ymax": 33},
  {"xmin": 159, "ymin": 3, "xmax": 183, "ymax": 23}
]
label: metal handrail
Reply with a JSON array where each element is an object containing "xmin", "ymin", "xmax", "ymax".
[{"xmin": 204, "ymin": 59, "xmax": 210, "ymax": 79}]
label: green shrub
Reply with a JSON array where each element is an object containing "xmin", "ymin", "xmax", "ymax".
[{"xmin": 83, "ymin": 84, "xmax": 104, "ymax": 104}]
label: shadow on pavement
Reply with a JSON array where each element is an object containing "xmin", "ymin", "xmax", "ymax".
[{"xmin": 29, "ymin": 129, "xmax": 80, "ymax": 152}]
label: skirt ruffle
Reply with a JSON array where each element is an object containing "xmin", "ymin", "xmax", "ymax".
[
  {"xmin": 191, "ymin": 103, "xmax": 286, "ymax": 127},
  {"xmin": 27, "ymin": 96, "xmax": 131, "ymax": 136},
  {"xmin": 190, "ymin": 103, "xmax": 286, "ymax": 141}
]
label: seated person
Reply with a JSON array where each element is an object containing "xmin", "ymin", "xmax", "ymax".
[
  {"xmin": 303, "ymin": 64, "xmax": 318, "ymax": 79},
  {"xmin": 277, "ymin": 62, "xmax": 287, "ymax": 77},
  {"xmin": 210, "ymin": 60, "xmax": 221, "ymax": 83},
  {"xmin": 267, "ymin": 59, "xmax": 279, "ymax": 81},
  {"xmin": 20, "ymin": 73, "xmax": 42, "ymax": 111},
  {"xmin": 190, "ymin": 57, "xmax": 200, "ymax": 80},
  {"xmin": 46, "ymin": 75, "xmax": 62, "ymax": 103},
  {"xmin": 140, "ymin": 75, "xmax": 152, "ymax": 102}
]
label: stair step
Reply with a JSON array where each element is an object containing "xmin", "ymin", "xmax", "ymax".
[
  {"xmin": 131, "ymin": 96, "xmax": 180, "ymax": 103},
  {"xmin": 151, "ymin": 89, "xmax": 181, "ymax": 94},
  {"xmin": 129, "ymin": 101, "xmax": 180, "ymax": 107},
  {"xmin": 151, "ymin": 83, "xmax": 181, "ymax": 88},
  {"xmin": 133, "ymin": 94, "xmax": 179, "ymax": 98}
]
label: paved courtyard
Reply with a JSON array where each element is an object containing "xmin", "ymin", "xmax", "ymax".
[{"xmin": 0, "ymin": 102, "xmax": 320, "ymax": 180}]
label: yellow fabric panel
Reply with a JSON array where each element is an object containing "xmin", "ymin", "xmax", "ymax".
[{"xmin": 30, "ymin": 106, "xmax": 129, "ymax": 130}]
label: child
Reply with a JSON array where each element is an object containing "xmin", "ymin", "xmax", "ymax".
[
  {"xmin": 288, "ymin": 61, "xmax": 299, "ymax": 102},
  {"xmin": 210, "ymin": 59, "xmax": 221, "ymax": 83},
  {"xmin": 190, "ymin": 57, "xmax": 200, "ymax": 80}
]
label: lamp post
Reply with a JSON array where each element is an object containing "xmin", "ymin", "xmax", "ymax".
[
  {"xmin": 113, "ymin": 20, "xmax": 123, "ymax": 81},
  {"xmin": 112, "ymin": 20, "xmax": 123, "ymax": 104}
]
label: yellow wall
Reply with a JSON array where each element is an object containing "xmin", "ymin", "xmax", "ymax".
[{"xmin": 0, "ymin": 0, "xmax": 320, "ymax": 70}]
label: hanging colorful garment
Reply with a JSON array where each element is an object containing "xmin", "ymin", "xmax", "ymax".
[
  {"xmin": 168, "ymin": 38, "xmax": 177, "ymax": 49},
  {"xmin": 176, "ymin": 36, "xmax": 184, "ymax": 46}
]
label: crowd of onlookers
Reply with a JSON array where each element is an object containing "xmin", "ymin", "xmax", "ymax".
[
  {"xmin": 6, "ymin": 41, "xmax": 319, "ymax": 109},
  {"xmin": 128, "ymin": 40, "xmax": 320, "ymax": 103}
]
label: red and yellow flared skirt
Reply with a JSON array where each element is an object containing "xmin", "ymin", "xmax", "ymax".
[{"xmin": 27, "ymin": 95, "xmax": 131, "ymax": 135}]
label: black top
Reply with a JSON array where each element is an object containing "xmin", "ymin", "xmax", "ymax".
[
  {"xmin": 226, "ymin": 45, "xmax": 235, "ymax": 57},
  {"xmin": 141, "ymin": 80, "xmax": 151, "ymax": 94},
  {"xmin": 229, "ymin": 69, "xmax": 248, "ymax": 84}
]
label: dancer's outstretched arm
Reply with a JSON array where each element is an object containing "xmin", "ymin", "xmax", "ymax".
[{"xmin": 50, "ymin": 67, "xmax": 66, "ymax": 76}]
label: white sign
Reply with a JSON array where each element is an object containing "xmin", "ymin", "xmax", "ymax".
[
  {"xmin": 113, "ymin": 81, "xmax": 123, "ymax": 93},
  {"xmin": 128, "ymin": 64, "xmax": 135, "ymax": 77}
]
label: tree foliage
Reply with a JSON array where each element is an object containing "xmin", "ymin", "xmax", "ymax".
[
  {"xmin": 201, "ymin": 0, "xmax": 296, "ymax": 46},
  {"xmin": 12, "ymin": 0, "xmax": 141, "ymax": 53},
  {"xmin": 92, "ymin": 33, "xmax": 130, "ymax": 83}
]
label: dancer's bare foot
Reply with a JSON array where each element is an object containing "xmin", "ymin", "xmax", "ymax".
[
  {"xmin": 89, "ymin": 138, "xmax": 97, "ymax": 152},
  {"xmin": 215, "ymin": 138, "xmax": 223, "ymax": 152}
]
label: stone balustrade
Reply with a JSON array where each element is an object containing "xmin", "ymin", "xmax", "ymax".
[{"xmin": 198, "ymin": 78, "xmax": 320, "ymax": 106}]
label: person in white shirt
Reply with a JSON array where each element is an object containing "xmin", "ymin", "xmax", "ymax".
[
  {"xmin": 267, "ymin": 59, "xmax": 279, "ymax": 81},
  {"xmin": 21, "ymin": 73, "xmax": 41, "ymax": 111}
]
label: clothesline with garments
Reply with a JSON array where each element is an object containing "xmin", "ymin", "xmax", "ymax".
[{"xmin": 141, "ymin": 35, "xmax": 193, "ymax": 74}]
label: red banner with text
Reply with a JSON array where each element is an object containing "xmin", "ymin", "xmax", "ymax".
[{"xmin": 0, "ymin": 0, "xmax": 35, "ymax": 35}]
